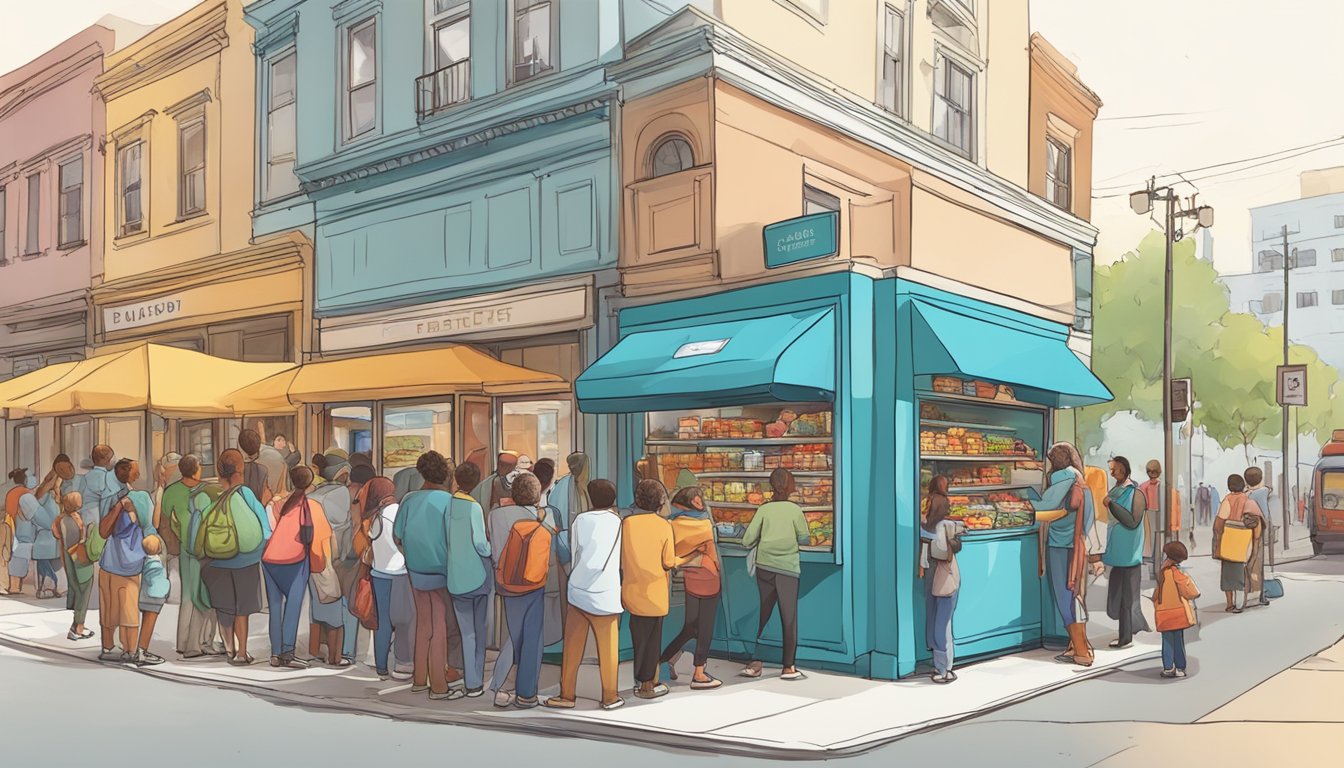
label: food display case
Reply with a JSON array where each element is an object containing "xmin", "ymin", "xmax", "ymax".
[
  {"xmin": 918, "ymin": 385, "xmax": 1046, "ymax": 533},
  {"xmin": 646, "ymin": 402, "xmax": 835, "ymax": 552}
]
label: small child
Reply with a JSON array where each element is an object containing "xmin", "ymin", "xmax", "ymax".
[{"xmin": 1154, "ymin": 541, "xmax": 1200, "ymax": 678}]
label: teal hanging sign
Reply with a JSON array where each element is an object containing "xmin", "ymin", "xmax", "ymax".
[{"xmin": 763, "ymin": 211, "xmax": 839, "ymax": 268}]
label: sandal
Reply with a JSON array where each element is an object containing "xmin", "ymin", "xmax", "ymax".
[
  {"xmin": 690, "ymin": 676, "xmax": 723, "ymax": 690},
  {"xmin": 738, "ymin": 660, "xmax": 764, "ymax": 678}
]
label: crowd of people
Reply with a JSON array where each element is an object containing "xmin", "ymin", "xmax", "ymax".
[{"xmin": 0, "ymin": 434, "xmax": 813, "ymax": 710}]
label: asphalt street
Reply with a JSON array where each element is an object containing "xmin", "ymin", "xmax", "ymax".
[{"xmin": 1, "ymin": 549, "xmax": 1339, "ymax": 768}]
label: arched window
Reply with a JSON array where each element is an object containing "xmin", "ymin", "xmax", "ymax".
[{"xmin": 648, "ymin": 134, "xmax": 694, "ymax": 178}]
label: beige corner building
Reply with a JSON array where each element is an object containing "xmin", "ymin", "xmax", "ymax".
[
  {"xmin": 577, "ymin": 1, "xmax": 1110, "ymax": 679},
  {"xmin": 90, "ymin": 0, "xmax": 311, "ymax": 467}
]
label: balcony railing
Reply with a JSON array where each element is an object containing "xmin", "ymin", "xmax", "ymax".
[{"xmin": 416, "ymin": 59, "xmax": 471, "ymax": 118}]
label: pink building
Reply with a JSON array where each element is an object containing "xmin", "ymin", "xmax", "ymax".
[{"xmin": 0, "ymin": 18, "xmax": 148, "ymax": 471}]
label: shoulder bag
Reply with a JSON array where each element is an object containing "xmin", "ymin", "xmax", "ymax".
[{"xmin": 304, "ymin": 498, "xmax": 343, "ymax": 604}]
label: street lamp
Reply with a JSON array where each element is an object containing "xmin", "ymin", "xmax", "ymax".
[{"xmin": 1129, "ymin": 179, "xmax": 1215, "ymax": 553}]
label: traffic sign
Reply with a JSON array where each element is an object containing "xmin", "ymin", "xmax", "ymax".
[{"xmin": 1277, "ymin": 364, "xmax": 1308, "ymax": 407}]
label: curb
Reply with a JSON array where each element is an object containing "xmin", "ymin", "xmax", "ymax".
[{"xmin": 0, "ymin": 620, "xmax": 1163, "ymax": 759}]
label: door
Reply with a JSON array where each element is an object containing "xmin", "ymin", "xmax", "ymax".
[
  {"xmin": 459, "ymin": 396, "xmax": 493, "ymax": 481},
  {"xmin": 495, "ymin": 397, "xmax": 575, "ymax": 472},
  {"xmin": 99, "ymin": 414, "xmax": 146, "ymax": 489}
]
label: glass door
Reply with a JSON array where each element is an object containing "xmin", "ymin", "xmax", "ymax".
[
  {"xmin": 99, "ymin": 414, "xmax": 146, "ymax": 489},
  {"xmin": 497, "ymin": 397, "xmax": 575, "ymax": 475}
]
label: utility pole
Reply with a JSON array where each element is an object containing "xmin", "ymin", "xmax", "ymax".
[
  {"xmin": 1129, "ymin": 180, "xmax": 1213, "ymax": 553},
  {"xmin": 1281, "ymin": 224, "xmax": 1293, "ymax": 553}
]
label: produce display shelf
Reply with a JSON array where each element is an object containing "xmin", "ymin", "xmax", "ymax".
[
  {"xmin": 694, "ymin": 471, "xmax": 832, "ymax": 478},
  {"xmin": 947, "ymin": 484, "xmax": 1034, "ymax": 493},
  {"xmin": 920, "ymin": 419, "xmax": 1018, "ymax": 433},
  {"xmin": 709, "ymin": 502, "xmax": 833, "ymax": 511},
  {"xmin": 920, "ymin": 454, "xmax": 1035, "ymax": 462},
  {"xmin": 647, "ymin": 438, "xmax": 834, "ymax": 447},
  {"xmin": 718, "ymin": 538, "xmax": 834, "ymax": 553}
]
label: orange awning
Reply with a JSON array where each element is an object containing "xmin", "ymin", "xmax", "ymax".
[{"xmin": 225, "ymin": 345, "xmax": 567, "ymax": 411}]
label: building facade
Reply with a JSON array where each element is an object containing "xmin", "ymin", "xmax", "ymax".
[
  {"xmin": 1224, "ymin": 168, "xmax": 1344, "ymax": 372},
  {"xmin": 91, "ymin": 0, "xmax": 311, "ymax": 470},
  {"xmin": 575, "ymin": 1, "xmax": 1106, "ymax": 679},
  {"xmin": 0, "ymin": 22, "xmax": 131, "ymax": 475}
]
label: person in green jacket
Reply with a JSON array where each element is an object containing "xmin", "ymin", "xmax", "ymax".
[
  {"xmin": 740, "ymin": 468, "xmax": 809, "ymax": 682},
  {"xmin": 162, "ymin": 455, "xmax": 222, "ymax": 658}
]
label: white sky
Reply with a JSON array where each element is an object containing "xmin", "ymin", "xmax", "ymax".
[
  {"xmin": 5, "ymin": 1, "xmax": 1342, "ymax": 278},
  {"xmin": 1031, "ymin": 0, "xmax": 1344, "ymax": 275}
]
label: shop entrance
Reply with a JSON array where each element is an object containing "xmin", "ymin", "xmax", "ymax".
[
  {"xmin": 496, "ymin": 397, "xmax": 575, "ymax": 472},
  {"xmin": 460, "ymin": 395, "xmax": 492, "ymax": 479}
]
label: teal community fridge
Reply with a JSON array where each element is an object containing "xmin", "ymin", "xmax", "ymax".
[{"xmin": 575, "ymin": 271, "xmax": 1111, "ymax": 679}]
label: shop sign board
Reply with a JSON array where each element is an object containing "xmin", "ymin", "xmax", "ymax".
[
  {"xmin": 102, "ymin": 295, "xmax": 186, "ymax": 333},
  {"xmin": 763, "ymin": 211, "xmax": 839, "ymax": 269},
  {"xmin": 321, "ymin": 285, "xmax": 591, "ymax": 352},
  {"xmin": 1277, "ymin": 364, "xmax": 1307, "ymax": 407}
]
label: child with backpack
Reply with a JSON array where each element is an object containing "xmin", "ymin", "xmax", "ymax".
[
  {"xmin": 1154, "ymin": 541, "xmax": 1200, "ymax": 679},
  {"xmin": 487, "ymin": 472, "xmax": 556, "ymax": 708}
]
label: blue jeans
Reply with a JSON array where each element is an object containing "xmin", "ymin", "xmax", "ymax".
[
  {"xmin": 262, "ymin": 560, "xmax": 309, "ymax": 656},
  {"xmin": 1162, "ymin": 629, "xmax": 1187, "ymax": 671},
  {"xmin": 503, "ymin": 589, "xmax": 546, "ymax": 700},
  {"xmin": 1047, "ymin": 546, "xmax": 1078, "ymax": 625},
  {"xmin": 450, "ymin": 580, "xmax": 491, "ymax": 692},
  {"xmin": 930, "ymin": 590, "xmax": 958, "ymax": 675},
  {"xmin": 372, "ymin": 574, "xmax": 415, "ymax": 673}
]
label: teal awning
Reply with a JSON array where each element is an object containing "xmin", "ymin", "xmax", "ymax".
[
  {"xmin": 576, "ymin": 308, "xmax": 835, "ymax": 414},
  {"xmin": 912, "ymin": 300, "xmax": 1112, "ymax": 408}
]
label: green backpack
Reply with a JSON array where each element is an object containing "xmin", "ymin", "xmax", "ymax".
[
  {"xmin": 194, "ymin": 487, "xmax": 244, "ymax": 560},
  {"xmin": 84, "ymin": 521, "xmax": 106, "ymax": 562}
]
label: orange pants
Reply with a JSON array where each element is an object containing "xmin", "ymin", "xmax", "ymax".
[{"xmin": 558, "ymin": 606, "xmax": 620, "ymax": 704}]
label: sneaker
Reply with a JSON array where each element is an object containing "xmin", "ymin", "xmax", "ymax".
[
  {"xmin": 98, "ymin": 649, "xmax": 121, "ymax": 662},
  {"xmin": 390, "ymin": 666, "xmax": 414, "ymax": 681},
  {"xmin": 410, "ymin": 684, "xmax": 430, "ymax": 693},
  {"xmin": 283, "ymin": 655, "xmax": 311, "ymax": 670},
  {"xmin": 634, "ymin": 683, "xmax": 670, "ymax": 700},
  {"xmin": 1160, "ymin": 669, "xmax": 1177, "ymax": 678},
  {"xmin": 376, "ymin": 669, "xmax": 391, "ymax": 679},
  {"xmin": 543, "ymin": 696, "xmax": 575, "ymax": 709},
  {"xmin": 601, "ymin": 697, "xmax": 626, "ymax": 711},
  {"xmin": 930, "ymin": 672, "xmax": 952, "ymax": 684},
  {"xmin": 1108, "ymin": 639, "xmax": 1133, "ymax": 649},
  {"xmin": 119, "ymin": 652, "xmax": 136, "ymax": 665},
  {"xmin": 738, "ymin": 660, "xmax": 763, "ymax": 678},
  {"xmin": 1174, "ymin": 669, "xmax": 1188, "ymax": 678},
  {"xmin": 780, "ymin": 669, "xmax": 807, "ymax": 681},
  {"xmin": 136, "ymin": 650, "xmax": 167, "ymax": 666},
  {"xmin": 690, "ymin": 676, "xmax": 723, "ymax": 690},
  {"xmin": 494, "ymin": 690, "xmax": 516, "ymax": 708},
  {"xmin": 465, "ymin": 687, "xmax": 484, "ymax": 699},
  {"xmin": 429, "ymin": 689, "xmax": 465, "ymax": 701},
  {"xmin": 514, "ymin": 696, "xmax": 539, "ymax": 709}
]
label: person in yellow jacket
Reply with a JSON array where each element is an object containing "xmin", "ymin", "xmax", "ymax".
[{"xmin": 620, "ymin": 479, "xmax": 698, "ymax": 700}]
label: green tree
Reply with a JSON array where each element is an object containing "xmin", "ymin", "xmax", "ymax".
[{"xmin": 1078, "ymin": 230, "xmax": 1339, "ymax": 459}]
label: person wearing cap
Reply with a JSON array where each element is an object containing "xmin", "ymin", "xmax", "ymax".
[{"xmin": 307, "ymin": 454, "xmax": 359, "ymax": 666}]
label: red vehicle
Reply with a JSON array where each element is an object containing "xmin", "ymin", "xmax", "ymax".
[{"xmin": 1308, "ymin": 429, "xmax": 1344, "ymax": 555}]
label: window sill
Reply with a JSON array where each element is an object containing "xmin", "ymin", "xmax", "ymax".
[
  {"xmin": 340, "ymin": 128, "xmax": 381, "ymax": 148},
  {"xmin": 929, "ymin": 133, "xmax": 975, "ymax": 163},
  {"xmin": 20, "ymin": 250, "xmax": 48, "ymax": 261},
  {"xmin": 113, "ymin": 229, "xmax": 150, "ymax": 248},
  {"xmin": 173, "ymin": 210, "xmax": 209, "ymax": 226},
  {"xmin": 57, "ymin": 240, "xmax": 87, "ymax": 253},
  {"xmin": 508, "ymin": 66, "xmax": 558, "ymax": 90}
]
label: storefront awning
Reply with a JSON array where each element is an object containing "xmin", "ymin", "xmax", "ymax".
[
  {"xmin": 225, "ymin": 345, "xmax": 568, "ymax": 411},
  {"xmin": 911, "ymin": 300, "xmax": 1112, "ymax": 408},
  {"xmin": 0, "ymin": 343, "xmax": 294, "ymax": 418},
  {"xmin": 575, "ymin": 307, "xmax": 836, "ymax": 414}
]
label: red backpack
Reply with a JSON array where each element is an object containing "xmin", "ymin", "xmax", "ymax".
[{"xmin": 495, "ymin": 508, "xmax": 553, "ymax": 595}]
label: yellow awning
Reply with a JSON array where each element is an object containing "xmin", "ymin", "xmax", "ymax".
[
  {"xmin": 0, "ymin": 343, "xmax": 294, "ymax": 418},
  {"xmin": 0, "ymin": 361, "xmax": 84, "ymax": 416},
  {"xmin": 226, "ymin": 345, "xmax": 568, "ymax": 411}
]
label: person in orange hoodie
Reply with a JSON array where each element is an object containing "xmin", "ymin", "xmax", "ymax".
[
  {"xmin": 660, "ymin": 484, "xmax": 723, "ymax": 690},
  {"xmin": 263, "ymin": 466, "xmax": 332, "ymax": 668},
  {"xmin": 621, "ymin": 479, "xmax": 697, "ymax": 700}
]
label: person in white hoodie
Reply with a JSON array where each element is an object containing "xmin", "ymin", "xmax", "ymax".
[{"xmin": 544, "ymin": 479, "xmax": 624, "ymax": 712}]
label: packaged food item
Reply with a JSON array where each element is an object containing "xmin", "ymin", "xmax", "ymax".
[
  {"xmin": 975, "ymin": 381, "xmax": 998, "ymax": 399},
  {"xmin": 933, "ymin": 376, "xmax": 963, "ymax": 394}
]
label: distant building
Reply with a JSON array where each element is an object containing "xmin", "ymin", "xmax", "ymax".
[{"xmin": 1224, "ymin": 167, "xmax": 1344, "ymax": 371}]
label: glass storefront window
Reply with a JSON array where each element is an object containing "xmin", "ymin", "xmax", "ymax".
[
  {"xmin": 61, "ymin": 419, "xmax": 94, "ymax": 467},
  {"xmin": 180, "ymin": 420, "xmax": 216, "ymax": 469},
  {"xmin": 645, "ymin": 402, "xmax": 835, "ymax": 552},
  {"xmin": 14, "ymin": 423, "xmax": 37, "ymax": 478},
  {"xmin": 100, "ymin": 415, "xmax": 144, "ymax": 483},
  {"xmin": 225, "ymin": 416, "xmax": 298, "ymax": 459},
  {"xmin": 501, "ymin": 399, "xmax": 574, "ymax": 474},
  {"xmin": 324, "ymin": 405, "xmax": 373, "ymax": 458},
  {"xmin": 382, "ymin": 402, "xmax": 453, "ymax": 478}
]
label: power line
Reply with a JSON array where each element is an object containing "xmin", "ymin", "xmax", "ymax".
[{"xmin": 1094, "ymin": 135, "xmax": 1344, "ymax": 195}]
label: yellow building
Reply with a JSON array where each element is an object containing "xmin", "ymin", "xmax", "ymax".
[{"xmin": 91, "ymin": 0, "xmax": 309, "ymax": 468}]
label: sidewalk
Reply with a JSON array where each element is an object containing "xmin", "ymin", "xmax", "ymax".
[
  {"xmin": 0, "ymin": 592, "xmax": 1159, "ymax": 758},
  {"xmin": 1087, "ymin": 627, "xmax": 1344, "ymax": 766}
]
